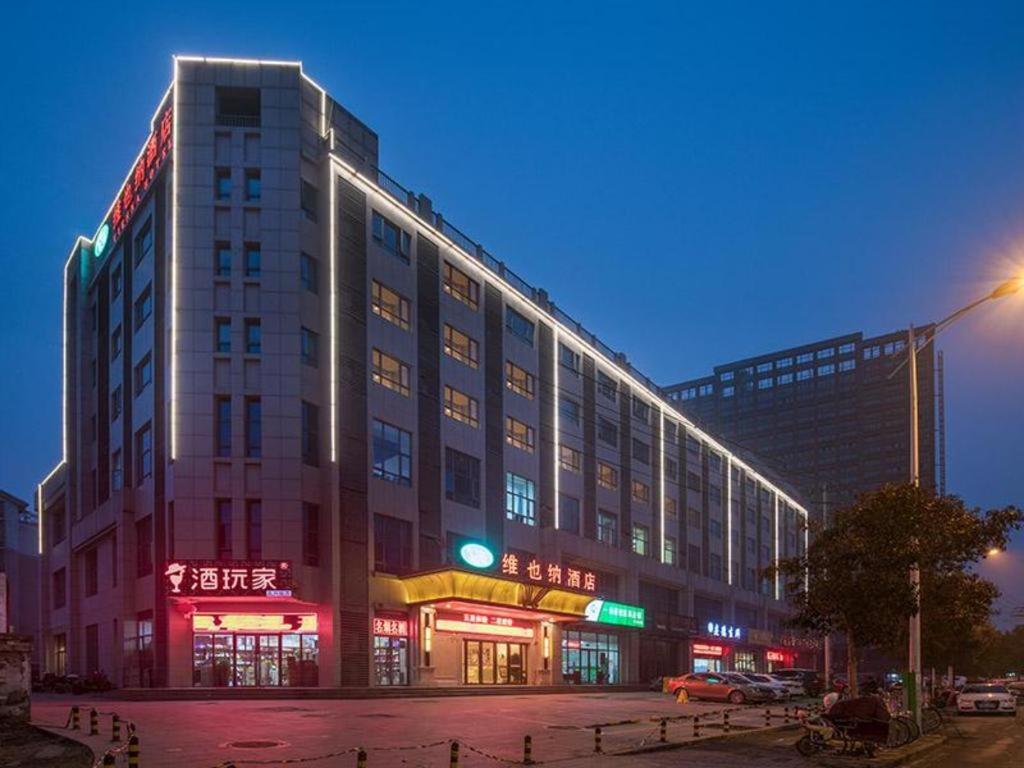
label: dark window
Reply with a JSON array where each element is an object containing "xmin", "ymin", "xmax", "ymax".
[
  {"xmin": 505, "ymin": 307, "xmax": 534, "ymax": 345},
  {"xmin": 559, "ymin": 343, "xmax": 580, "ymax": 374},
  {"xmin": 598, "ymin": 370, "xmax": 618, "ymax": 402},
  {"xmin": 244, "ymin": 243, "xmax": 261, "ymax": 276},
  {"xmin": 372, "ymin": 420, "xmax": 412, "ymax": 485},
  {"xmin": 301, "ymin": 327, "xmax": 319, "ymax": 367},
  {"xmin": 84, "ymin": 547, "xmax": 98, "ymax": 596},
  {"xmin": 302, "ymin": 503, "xmax": 320, "ymax": 566},
  {"xmin": 134, "ymin": 219, "xmax": 153, "ymax": 266},
  {"xmin": 300, "ymin": 253, "xmax": 318, "ymax": 293},
  {"xmin": 111, "ymin": 449, "xmax": 123, "ymax": 491},
  {"xmin": 244, "ymin": 170, "xmax": 261, "ymax": 202},
  {"xmin": 632, "ymin": 438, "xmax": 650, "ymax": 465},
  {"xmin": 216, "ymin": 499, "xmax": 232, "ymax": 560},
  {"xmin": 559, "ymin": 396, "xmax": 580, "ymax": 426},
  {"xmin": 215, "ymin": 317, "xmax": 231, "ymax": 353},
  {"xmin": 301, "ymin": 401, "xmax": 319, "ymax": 466},
  {"xmin": 688, "ymin": 545, "xmax": 701, "ymax": 574},
  {"xmin": 666, "ymin": 457, "xmax": 678, "ymax": 480},
  {"xmin": 136, "ymin": 515, "xmax": 153, "ymax": 576},
  {"xmin": 50, "ymin": 504, "xmax": 66, "ymax": 546},
  {"xmin": 214, "ymin": 167, "xmax": 232, "ymax": 201},
  {"xmin": 52, "ymin": 568, "xmax": 66, "ymax": 608},
  {"xmin": 246, "ymin": 500, "xmax": 262, "ymax": 559},
  {"xmin": 245, "ymin": 318, "xmax": 261, "ymax": 353},
  {"xmin": 597, "ymin": 416, "xmax": 618, "ymax": 447},
  {"xmin": 215, "ymin": 241, "xmax": 232, "ymax": 277},
  {"xmin": 216, "ymin": 86, "xmax": 261, "ymax": 127},
  {"xmin": 110, "ymin": 386, "xmax": 122, "ymax": 422},
  {"xmin": 111, "ymin": 325, "xmax": 122, "ymax": 360},
  {"xmin": 687, "ymin": 471, "xmax": 702, "ymax": 492},
  {"xmin": 374, "ymin": 514, "xmax": 413, "ymax": 574},
  {"xmin": 559, "ymin": 494, "xmax": 580, "ymax": 534},
  {"xmin": 372, "ymin": 211, "xmax": 411, "ymax": 262},
  {"xmin": 135, "ymin": 423, "xmax": 152, "ymax": 483},
  {"xmin": 445, "ymin": 447, "xmax": 480, "ymax": 508},
  {"xmin": 632, "ymin": 396, "xmax": 650, "ymax": 423},
  {"xmin": 111, "ymin": 263, "xmax": 123, "ymax": 298},
  {"xmin": 134, "ymin": 353, "xmax": 152, "ymax": 396},
  {"xmin": 300, "ymin": 180, "xmax": 318, "ymax": 221},
  {"xmin": 134, "ymin": 284, "xmax": 152, "ymax": 330},
  {"xmin": 245, "ymin": 397, "xmax": 261, "ymax": 458},
  {"xmin": 215, "ymin": 396, "xmax": 232, "ymax": 457}
]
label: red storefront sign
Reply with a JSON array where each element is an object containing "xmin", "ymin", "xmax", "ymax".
[
  {"xmin": 163, "ymin": 560, "xmax": 293, "ymax": 597},
  {"xmin": 766, "ymin": 650, "xmax": 787, "ymax": 663},
  {"xmin": 692, "ymin": 643, "xmax": 726, "ymax": 657},
  {"xmin": 111, "ymin": 105, "xmax": 174, "ymax": 242},
  {"xmin": 373, "ymin": 617, "xmax": 409, "ymax": 637},
  {"xmin": 193, "ymin": 613, "xmax": 317, "ymax": 633}
]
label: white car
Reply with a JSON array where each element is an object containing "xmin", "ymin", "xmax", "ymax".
[
  {"xmin": 767, "ymin": 674, "xmax": 806, "ymax": 697},
  {"xmin": 957, "ymin": 683, "xmax": 1017, "ymax": 716},
  {"xmin": 741, "ymin": 672, "xmax": 793, "ymax": 700}
]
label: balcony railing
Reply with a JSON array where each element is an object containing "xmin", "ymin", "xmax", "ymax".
[{"xmin": 216, "ymin": 114, "xmax": 260, "ymax": 128}]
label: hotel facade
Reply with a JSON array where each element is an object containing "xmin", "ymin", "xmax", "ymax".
[{"xmin": 37, "ymin": 57, "xmax": 813, "ymax": 690}]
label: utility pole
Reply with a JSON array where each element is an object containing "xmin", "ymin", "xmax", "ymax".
[{"xmin": 821, "ymin": 483, "xmax": 831, "ymax": 689}]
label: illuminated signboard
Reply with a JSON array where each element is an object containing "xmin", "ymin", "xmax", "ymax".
[
  {"xmin": 163, "ymin": 560, "xmax": 293, "ymax": 597},
  {"xmin": 435, "ymin": 611, "xmax": 535, "ymax": 639},
  {"xmin": 458, "ymin": 542, "xmax": 496, "ymax": 569},
  {"xmin": 110, "ymin": 105, "xmax": 173, "ymax": 243},
  {"xmin": 584, "ymin": 599, "xmax": 645, "ymax": 629},
  {"xmin": 193, "ymin": 613, "xmax": 317, "ymax": 633},
  {"xmin": 498, "ymin": 553, "xmax": 597, "ymax": 593},
  {"xmin": 706, "ymin": 621, "xmax": 743, "ymax": 640},
  {"xmin": 373, "ymin": 617, "xmax": 409, "ymax": 637},
  {"xmin": 692, "ymin": 642, "xmax": 726, "ymax": 657},
  {"xmin": 766, "ymin": 650, "xmax": 786, "ymax": 663},
  {"xmin": 93, "ymin": 223, "xmax": 110, "ymax": 260}
]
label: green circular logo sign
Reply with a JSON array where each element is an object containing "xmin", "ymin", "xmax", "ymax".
[
  {"xmin": 94, "ymin": 223, "xmax": 110, "ymax": 259},
  {"xmin": 458, "ymin": 542, "xmax": 496, "ymax": 569}
]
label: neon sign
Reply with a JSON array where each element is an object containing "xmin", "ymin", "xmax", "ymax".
[
  {"xmin": 692, "ymin": 643, "xmax": 726, "ymax": 657},
  {"xmin": 163, "ymin": 560, "xmax": 293, "ymax": 597},
  {"xmin": 435, "ymin": 611, "xmax": 535, "ymax": 639},
  {"xmin": 766, "ymin": 650, "xmax": 786, "ymax": 663},
  {"xmin": 584, "ymin": 599, "xmax": 645, "ymax": 628},
  {"xmin": 193, "ymin": 613, "xmax": 317, "ymax": 633},
  {"xmin": 498, "ymin": 553, "xmax": 597, "ymax": 593},
  {"xmin": 93, "ymin": 223, "xmax": 110, "ymax": 260},
  {"xmin": 458, "ymin": 542, "xmax": 496, "ymax": 569},
  {"xmin": 111, "ymin": 105, "xmax": 173, "ymax": 242},
  {"xmin": 373, "ymin": 617, "xmax": 409, "ymax": 637},
  {"xmin": 706, "ymin": 622, "xmax": 743, "ymax": 640}
]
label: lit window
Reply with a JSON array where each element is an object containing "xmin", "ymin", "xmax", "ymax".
[
  {"xmin": 443, "ymin": 261, "xmax": 479, "ymax": 310},
  {"xmin": 664, "ymin": 536, "xmax": 677, "ymax": 565},
  {"xmin": 506, "ymin": 472, "xmax": 536, "ymax": 525},
  {"xmin": 372, "ymin": 349, "xmax": 411, "ymax": 396},
  {"xmin": 839, "ymin": 359, "xmax": 856, "ymax": 372},
  {"xmin": 372, "ymin": 281, "xmax": 411, "ymax": 330},
  {"xmin": 665, "ymin": 496, "xmax": 678, "ymax": 516},
  {"xmin": 719, "ymin": 370, "xmax": 734, "ymax": 382},
  {"xmin": 559, "ymin": 444, "xmax": 582, "ymax": 473},
  {"xmin": 444, "ymin": 386, "xmax": 479, "ymax": 427},
  {"xmin": 244, "ymin": 169, "xmax": 261, "ymax": 201},
  {"xmin": 372, "ymin": 420, "xmax": 412, "ymax": 485},
  {"xmin": 444, "ymin": 324, "xmax": 478, "ymax": 368},
  {"xmin": 598, "ymin": 462, "xmax": 618, "ymax": 489},
  {"xmin": 505, "ymin": 361, "xmax": 534, "ymax": 399},
  {"xmin": 632, "ymin": 524, "xmax": 650, "ymax": 556},
  {"xmin": 215, "ymin": 168, "xmax": 231, "ymax": 201},
  {"xmin": 597, "ymin": 510, "xmax": 617, "ymax": 545},
  {"xmin": 505, "ymin": 416, "xmax": 535, "ymax": 452},
  {"xmin": 632, "ymin": 479, "xmax": 650, "ymax": 503},
  {"xmin": 817, "ymin": 363, "xmax": 835, "ymax": 376}
]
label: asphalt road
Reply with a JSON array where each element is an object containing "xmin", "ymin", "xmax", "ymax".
[{"xmin": 905, "ymin": 712, "xmax": 1024, "ymax": 767}]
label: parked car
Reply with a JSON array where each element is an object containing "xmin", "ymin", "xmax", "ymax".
[
  {"xmin": 956, "ymin": 683, "xmax": 1017, "ymax": 716},
  {"xmin": 774, "ymin": 668, "xmax": 823, "ymax": 697},
  {"xmin": 739, "ymin": 672, "xmax": 793, "ymax": 699},
  {"xmin": 1006, "ymin": 681, "xmax": 1024, "ymax": 704},
  {"xmin": 666, "ymin": 672, "xmax": 773, "ymax": 704},
  {"xmin": 767, "ymin": 673, "xmax": 807, "ymax": 697}
]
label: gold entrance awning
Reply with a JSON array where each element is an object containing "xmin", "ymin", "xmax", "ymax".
[{"xmin": 377, "ymin": 569, "xmax": 595, "ymax": 619}]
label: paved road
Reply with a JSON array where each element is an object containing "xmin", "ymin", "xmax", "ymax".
[{"xmin": 904, "ymin": 712, "xmax": 1024, "ymax": 767}]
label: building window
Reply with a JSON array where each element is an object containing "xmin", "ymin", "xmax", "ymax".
[
  {"xmin": 505, "ymin": 472, "xmax": 536, "ymax": 525},
  {"xmin": 559, "ymin": 444, "xmax": 582, "ymax": 473},
  {"xmin": 698, "ymin": 383, "xmax": 714, "ymax": 397},
  {"xmin": 136, "ymin": 515, "xmax": 153, "ymax": 576},
  {"xmin": 133, "ymin": 218, "xmax": 154, "ymax": 265},
  {"xmin": 52, "ymin": 568, "xmax": 66, "ymax": 608},
  {"xmin": 244, "ymin": 169, "xmax": 261, "ymax": 201},
  {"xmin": 777, "ymin": 373, "xmax": 793, "ymax": 385},
  {"xmin": 301, "ymin": 327, "xmax": 319, "ymax": 367},
  {"xmin": 505, "ymin": 416, "xmax": 535, "ymax": 452},
  {"xmin": 559, "ymin": 494, "xmax": 580, "ymax": 533},
  {"xmin": 112, "ymin": 263, "xmax": 123, "ymax": 298},
  {"xmin": 245, "ymin": 398, "xmax": 261, "ymax": 458},
  {"xmin": 372, "ymin": 211, "xmax": 412, "ymax": 262},
  {"xmin": 709, "ymin": 553, "xmax": 723, "ymax": 581},
  {"xmin": 245, "ymin": 319, "xmax": 262, "ymax": 354},
  {"xmin": 301, "ymin": 401, "xmax": 319, "ymax": 466},
  {"xmin": 443, "ymin": 324, "xmax": 479, "ymax": 368},
  {"xmin": 505, "ymin": 361, "xmax": 534, "ymax": 399},
  {"xmin": 597, "ymin": 510, "xmax": 617, "ymax": 546},
  {"xmin": 374, "ymin": 514, "xmax": 413, "ymax": 574},
  {"xmin": 796, "ymin": 352, "xmax": 814, "ymax": 364},
  {"xmin": 796, "ymin": 369, "xmax": 813, "ymax": 381},
  {"xmin": 597, "ymin": 416, "xmax": 618, "ymax": 447},
  {"xmin": 709, "ymin": 519, "xmax": 722, "ymax": 539},
  {"xmin": 443, "ymin": 261, "xmax": 479, "ymax": 310},
  {"xmin": 134, "ymin": 354, "xmax": 152, "ymax": 396},
  {"xmin": 110, "ymin": 386, "xmax": 122, "ymax": 422},
  {"xmin": 372, "ymin": 349, "xmax": 411, "ymax": 396},
  {"xmin": 597, "ymin": 370, "xmax": 617, "ymax": 401},
  {"xmin": 443, "ymin": 386, "xmax": 479, "ymax": 428},
  {"xmin": 817, "ymin": 347, "xmax": 835, "ymax": 359},
  {"xmin": 505, "ymin": 306, "xmax": 534, "ymax": 346},
  {"xmin": 665, "ymin": 457, "xmax": 678, "ymax": 480},
  {"xmin": 215, "ymin": 241, "xmax": 231, "ymax": 277},
  {"xmin": 598, "ymin": 462, "xmax": 618, "ymax": 489},
  {"xmin": 112, "ymin": 450, "xmax": 123, "ymax": 491},
  {"xmin": 665, "ymin": 496, "xmax": 678, "ymax": 517},
  {"xmin": 215, "ymin": 396, "xmax": 231, "ymax": 457},
  {"xmin": 215, "ymin": 318, "xmax": 231, "ymax": 353},
  {"xmin": 817, "ymin": 363, "xmax": 835, "ymax": 376},
  {"xmin": 758, "ymin": 378, "xmax": 773, "ymax": 390},
  {"xmin": 839, "ymin": 359, "xmax": 856, "ymax": 372},
  {"xmin": 632, "ymin": 524, "xmax": 650, "ymax": 556},
  {"xmin": 246, "ymin": 500, "xmax": 262, "ymax": 559},
  {"xmin": 445, "ymin": 447, "xmax": 481, "ymax": 508},
  {"xmin": 111, "ymin": 325, "xmax": 122, "ymax": 360},
  {"xmin": 632, "ymin": 479, "xmax": 650, "ymax": 503},
  {"xmin": 664, "ymin": 536, "xmax": 678, "ymax": 565},
  {"xmin": 863, "ymin": 345, "xmax": 881, "ymax": 360},
  {"xmin": 372, "ymin": 420, "xmax": 412, "ymax": 485},
  {"xmin": 301, "ymin": 180, "xmax": 319, "ymax": 221},
  {"xmin": 722, "ymin": 385, "xmax": 735, "ymax": 397},
  {"xmin": 632, "ymin": 438, "xmax": 650, "ymax": 465},
  {"xmin": 215, "ymin": 167, "xmax": 232, "ymax": 201},
  {"xmin": 559, "ymin": 343, "xmax": 580, "ymax": 375},
  {"xmin": 216, "ymin": 500, "xmax": 232, "ymax": 560},
  {"xmin": 632, "ymin": 396, "xmax": 650, "ymax": 423},
  {"xmin": 302, "ymin": 503, "xmax": 320, "ymax": 566},
  {"xmin": 559, "ymin": 396, "xmax": 580, "ymax": 426},
  {"xmin": 244, "ymin": 243, "xmax": 261, "ymax": 277},
  {"xmin": 134, "ymin": 284, "xmax": 152, "ymax": 330},
  {"xmin": 688, "ymin": 544, "xmax": 701, "ymax": 573},
  {"xmin": 371, "ymin": 280, "xmax": 410, "ymax": 330},
  {"xmin": 85, "ymin": 547, "xmax": 98, "ymax": 596},
  {"xmin": 300, "ymin": 252, "xmax": 318, "ymax": 293},
  {"xmin": 135, "ymin": 423, "xmax": 152, "ymax": 483}
]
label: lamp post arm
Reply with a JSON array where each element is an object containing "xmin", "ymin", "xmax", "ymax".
[{"xmin": 886, "ymin": 294, "xmax": 994, "ymax": 381}]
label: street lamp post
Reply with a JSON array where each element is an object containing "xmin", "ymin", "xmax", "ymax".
[{"xmin": 894, "ymin": 275, "xmax": 1021, "ymax": 727}]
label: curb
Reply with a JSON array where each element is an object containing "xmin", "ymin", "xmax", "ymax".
[
  {"xmin": 615, "ymin": 722, "xmax": 803, "ymax": 755},
  {"xmin": 814, "ymin": 734, "xmax": 946, "ymax": 768}
]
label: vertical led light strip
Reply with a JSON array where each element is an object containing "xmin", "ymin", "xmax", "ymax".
[
  {"xmin": 169, "ymin": 57, "xmax": 180, "ymax": 460},
  {"xmin": 328, "ymin": 156, "xmax": 338, "ymax": 463},
  {"xmin": 725, "ymin": 456, "xmax": 732, "ymax": 584},
  {"xmin": 803, "ymin": 516, "xmax": 810, "ymax": 593},
  {"xmin": 659, "ymin": 410, "xmax": 666, "ymax": 563},
  {"xmin": 552, "ymin": 327, "xmax": 560, "ymax": 530},
  {"xmin": 773, "ymin": 495, "xmax": 780, "ymax": 599},
  {"xmin": 36, "ymin": 484, "xmax": 43, "ymax": 555}
]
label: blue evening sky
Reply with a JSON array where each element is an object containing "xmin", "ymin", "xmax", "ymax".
[{"xmin": 1, "ymin": 1, "xmax": 1022, "ymax": 624}]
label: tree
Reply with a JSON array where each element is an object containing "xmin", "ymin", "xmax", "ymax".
[{"xmin": 769, "ymin": 484, "xmax": 1021, "ymax": 696}]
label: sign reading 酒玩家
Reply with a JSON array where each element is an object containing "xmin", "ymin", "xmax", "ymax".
[
  {"xmin": 163, "ymin": 560, "xmax": 293, "ymax": 597},
  {"xmin": 584, "ymin": 599, "xmax": 646, "ymax": 629}
]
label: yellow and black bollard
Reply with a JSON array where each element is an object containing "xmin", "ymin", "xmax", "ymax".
[
  {"xmin": 723, "ymin": 711, "xmax": 731, "ymax": 734},
  {"xmin": 102, "ymin": 752, "xmax": 116, "ymax": 766},
  {"xmin": 128, "ymin": 734, "xmax": 140, "ymax": 767},
  {"xmin": 111, "ymin": 714, "xmax": 121, "ymax": 743},
  {"xmin": 784, "ymin": 706, "xmax": 790, "ymax": 724},
  {"xmin": 692, "ymin": 714, "xmax": 701, "ymax": 738},
  {"xmin": 71, "ymin": 705, "xmax": 80, "ymax": 730},
  {"xmin": 523, "ymin": 734, "xmax": 534, "ymax": 765},
  {"xmin": 594, "ymin": 726, "xmax": 603, "ymax": 753},
  {"xmin": 449, "ymin": 740, "xmax": 459, "ymax": 768},
  {"xmin": 764, "ymin": 708, "xmax": 771, "ymax": 727},
  {"xmin": 90, "ymin": 708, "xmax": 99, "ymax": 736},
  {"xmin": 660, "ymin": 718, "xmax": 667, "ymax": 743},
  {"xmin": 357, "ymin": 747, "xmax": 367, "ymax": 768}
]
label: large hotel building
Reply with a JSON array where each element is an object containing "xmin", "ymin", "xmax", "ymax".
[{"xmin": 37, "ymin": 57, "xmax": 813, "ymax": 690}]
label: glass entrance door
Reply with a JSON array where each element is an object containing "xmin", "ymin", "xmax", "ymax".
[{"xmin": 464, "ymin": 640, "xmax": 528, "ymax": 685}]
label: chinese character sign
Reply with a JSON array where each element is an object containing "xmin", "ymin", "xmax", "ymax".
[
  {"xmin": 111, "ymin": 105, "xmax": 174, "ymax": 242},
  {"xmin": 163, "ymin": 560, "xmax": 293, "ymax": 597},
  {"xmin": 705, "ymin": 621, "xmax": 743, "ymax": 640},
  {"xmin": 495, "ymin": 552, "xmax": 598, "ymax": 593},
  {"xmin": 372, "ymin": 617, "xmax": 409, "ymax": 637}
]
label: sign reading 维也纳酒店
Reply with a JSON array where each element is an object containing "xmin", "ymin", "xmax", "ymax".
[
  {"xmin": 163, "ymin": 560, "xmax": 293, "ymax": 597},
  {"xmin": 454, "ymin": 541, "xmax": 601, "ymax": 594},
  {"xmin": 584, "ymin": 599, "xmax": 646, "ymax": 629}
]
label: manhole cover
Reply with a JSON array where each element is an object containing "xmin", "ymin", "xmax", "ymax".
[{"xmin": 226, "ymin": 740, "xmax": 288, "ymax": 749}]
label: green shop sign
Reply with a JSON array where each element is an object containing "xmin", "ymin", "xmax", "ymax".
[{"xmin": 584, "ymin": 599, "xmax": 645, "ymax": 629}]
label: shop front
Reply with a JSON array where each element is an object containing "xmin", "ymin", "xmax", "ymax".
[
  {"xmin": 690, "ymin": 621, "xmax": 765, "ymax": 673},
  {"xmin": 164, "ymin": 559, "xmax": 322, "ymax": 688}
]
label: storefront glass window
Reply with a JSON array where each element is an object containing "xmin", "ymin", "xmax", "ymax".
[
  {"xmin": 193, "ymin": 632, "xmax": 318, "ymax": 687},
  {"xmin": 734, "ymin": 651, "xmax": 756, "ymax": 672},
  {"xmin": 464, "ymin": 640, "xmax": 526, "ymax": 684},
  {"xmin": 374, "ymin": 636, "xmax": 409, "ymax": 685},
  {"xmin": 693, "ymin": 656, "xmax": 722, "ymax": 673},
  {"xmin": 561, "ymin": 631, "xmax": 620, "ymax": 684}
]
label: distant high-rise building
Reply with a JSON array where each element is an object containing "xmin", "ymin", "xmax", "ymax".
[
  {"xmin": 0, "ymin": 489, "xmax": 39, "ymax": 670},
  {"xmin": 665, "ymin": 329, "xmax": 942, "ymax": 521}
]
